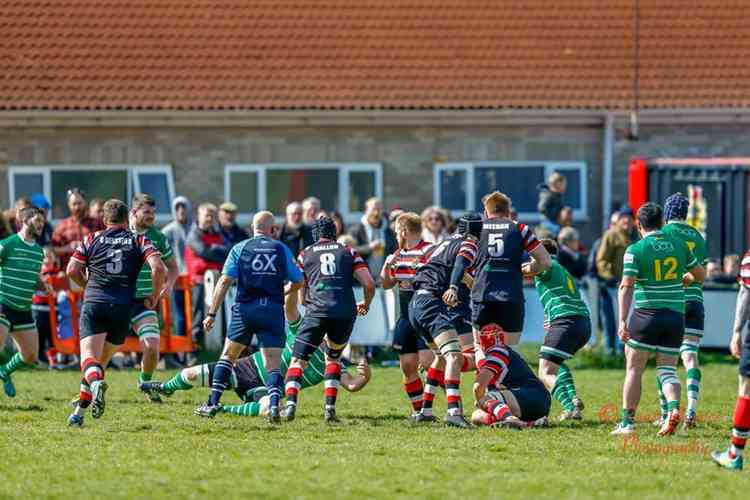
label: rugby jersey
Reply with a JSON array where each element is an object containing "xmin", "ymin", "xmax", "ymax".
[
  {"xmin": 388, "ymin": 240, "xmax": 434, "ymax": 318},
  {"xmin": 0, "ymin": 234, "xmax": 44, "ymax": 311},
  {"xmin": 254, "ymin": 327, "xmax": 326, "ymax": 389},
  {"xmin": 134, "ymin": 226, "xmax": 174, "ymax": 299},
  {"xmin": 740, "ymin": 250, "xmax": 750, "ymax": 288},
  {"xmin": 413, "ymin": 234, "xmax": 478, "ymax": 295},
  {"xmin": 534, "ymin": 259, "xmax": 590, "ymax": 323},
  {"xmin": 662, "ymin": 221, "xmax": 707, "ymax": 304}
]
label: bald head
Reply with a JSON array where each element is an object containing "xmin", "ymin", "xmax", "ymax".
[{"xmin": 253, "ymin": 211, "xmax": 275, "ymax": 236}]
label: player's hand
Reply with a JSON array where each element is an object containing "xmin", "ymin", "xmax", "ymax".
[
  {"xmin": 730, "ymin": 332, "xmax": 742, "ymax": 359},
  {"xmin": 442, "ymin": 288, "xmax": 459, "ymax": 307},
  {"xmin": 203, "ymin": 315, "xmax": 215, "ymax": 332},
  {"xmin": 357, "ymin": 360, "xmax": 371, "ymax": 381},
  {"xmin": 617, "ymin": 321, "xmax": 630, "ymax": 343},
  {"xmin": 682, "ymin": 272, "xmax": 695, "ymax": 288},
  {"xmin": 473, "ymin": 381, "xmax": 487, "ymax": 407},
  {"xmin": 357, "ymin": 301, "xmax": 369, "ymax": 315},
  {"xmin": 384, "ymin": 254, "xmax": 395, "ymax": 269},
  {"xmin": 521, "ymin": 262, "xmax": 536, "ymax": 278}
]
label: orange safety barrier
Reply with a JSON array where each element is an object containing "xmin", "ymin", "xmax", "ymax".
[{"xmin": 47, "ymin": 274, "xmax": 196, "ymax": 355}]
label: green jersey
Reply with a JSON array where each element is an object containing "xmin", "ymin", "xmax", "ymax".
[
  {"xmin": 253, "ymin": 328, "xmax": 326, "ymax": 389},
  {"xmin": 134, "ymin": 226, "xmax": 173, "ymax": 299},
  {"xmin": 534, "ymin": 259, "xmax": 589, "ymax": 322},
  {"xmin": 662, "ymin": 221, "xmax": 707, "ymax": 304},
  {"xmin": 623, "ymin": 231, "xmax": 697, "ymax": 314},
  {"xmin": 0, "ymin": 234, "xmax": 44, "ymax": 312}
]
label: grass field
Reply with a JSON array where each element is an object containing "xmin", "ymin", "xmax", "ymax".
[{"xmin": 1, "ymin": 348, "xmax": 750, "ymax": 499}]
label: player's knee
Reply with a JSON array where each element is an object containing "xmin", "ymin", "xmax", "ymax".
[
  {"xmin": 739, "ymin": 376, "xmax": 750, "ymax": 397},
  {"xmin": 538, "ymin": 359, "xmax": 558, "ymax": 378},
  {"xmin": 399, "ymin": 355, "xmax": 419, "ymax": 378},
  {"xmin": 418, "ymin": 349, "xmax": 435, "ymax": 370},
  {"xmin": 141, "ymin": 336, "xmax": 159, "ymax": 352},
  {"xmin": 680, "ymin": 350, "xmax": 698, "ymax": 368}
]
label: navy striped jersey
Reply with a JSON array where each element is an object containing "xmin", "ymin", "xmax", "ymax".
[
  {"xmin": 298, "ymin": 240, "xmax": 368, "ymax": 318},
  {"xmin": 482, "ymin": 344, "xmax": 543, "ymax": 389},
  {"xmin": 472, "ymin": 217, "xmax": 540, "ymax": 304},
  {"xmin": 740, "ymin": 250, "xmax": 750, "ymax": 288},
  {"xmin": 413, "ymin": 234, "xmax": 478, "ymax": 295},
  {"xmin": 72, "ymin": 227, "xmax": 158, "ymax": 305},
  {"xmin": 388, "ymin": 240, "xmax": 435, "ymax": 318}
]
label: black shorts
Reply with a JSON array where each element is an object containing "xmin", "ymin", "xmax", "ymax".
[
  {"xmin": 208, "ymin": 356, "xmax": 263, "ymax": 402},
  {"xmin": 539, "ymin": 315, "xmax": 592, "ymax": 365},
  {"xmin": 0, "ymin": 303, "xmax": 35, "ymax": 333},
  {"xmin": 626, "ymin": 308, "xmax": 684, "ymax": 356},
  {"xmin": 472, "ymin": 301, "xmax": 525, "ymax": 332},
  {"xmin": 392, "ymin": 316, "xmax": 428, "ymax": 355},
  {"xmin": 684, "ymin": 301, "xmax": 705, "ymax": 338},
  {"xmin": 508, "ymin": 383, "xmax": 551, "ymax": 421},
  {"xmin": 293, "ymin": 315, "xmax": 356, "ymax": 361},
  {"xmin": 130, "ymin": 299, "xmax": 159, "ymax": 326},
  {"xmin": 740, "ymin": 330, "xmax": 750, "ymax": 378},
  {"xmin": 408, "ymin": 292, "xmax": 456, "ymax": 344},
  {"xmin": 450, "ymin": 300, "xmax": 473, "ymax": 335},
  {"xmin": 80, "ymin": 302, "xmax": 133, "ymax": 346}
]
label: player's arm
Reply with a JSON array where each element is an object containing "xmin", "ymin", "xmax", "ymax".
[
  {"xmin": 522, "ymin": 244, "xmax": 552, "ymax": 276},
  {"xmin": 66, "ymin": 238, "xmax": 90, "ymax": 288},
  {"xmin": 444, "ymin": 239, "xmax": 478, "ymax": 306},
  {"xmin": 473, "ymin": 346, "xmax": 509, "ymax": 405},
  {"xmin": 146, "ymin": 253, "xmax": 167, "ymax": 309},
  {"xmin": 163, "ymin": 255, "xmax": 179, "ymax": 297},
  {"xmin": 341, "ymin": 360, "xmax": 371, "ymax": 392},
  {"xmin": 379, "ymin": 254, "xmax": 397, "ymax": 290},
  {"xmin": 355, "ymin": 267, "xmax": 375, "ymax": 315},
  {"xmin": 618, "ymin": 275, "xmax": 636, "ymax": 343},
  {"xmin": 732, "ymin": 284, "xmax": 750, "ymax": 358},
  {"xmin": 282, "ymin": 244, "xmax": 304, "ymax": 296}
]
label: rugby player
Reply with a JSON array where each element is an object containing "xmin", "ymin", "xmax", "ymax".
[
  {"xmin": 129, "ymin": 193, "xmax": 179, "ymax": 403},
  {"xmin": 531, "ymin": 239, "xmax": 591, "ymax": 421},
  {"xmin": 194, "ymin": 211, "xmax": 304, "ymax": 423},
  {"xmin": 471, "ymin": 323, "xmax": 551, "ymax": 428},
  {"xmin": 0, "ymin": 207, "xmax": 46, "ymax": 397},
  {"xmin": 409, "ymin": 212, "xmax": 482, "ymax": 428},
  {"xmin": 472, "ymin": 191, "xmax": 551, "ymax": 348},
  {"xmin": 659, "ymin": 193, "xmax": 708, "ymax": 429},
  {"xmin": 611, "ymin": 202, "xmax": 704, "ymax": 436},
  {"xmin": 380, "ymin": 212, "xmax": 436, "ymax": 415},
  {"xmin": 66, "ymin": 199, "xmax": 166, "ymax": 426},
  {"xmin": 283, "ymin": 216, "xmax": 375, "ymax": 423},
  {"xmin": 710, "ymin": 248, "xmax": 750, "ymax": 470}
]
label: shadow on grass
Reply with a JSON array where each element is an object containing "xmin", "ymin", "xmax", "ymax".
[
  {"xmin": 344, "ymin": 413, "xmax": 411, "ymax": 425},
  {"xmin": 0, "ymin": 403, "xmax": 44, "ymax": 412}
]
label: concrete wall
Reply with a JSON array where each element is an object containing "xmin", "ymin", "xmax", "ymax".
[{"xmin": 1, "ymin": 124, "xmax": 603, "ymax": 242}]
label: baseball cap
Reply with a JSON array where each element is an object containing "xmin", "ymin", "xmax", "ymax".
[
  {"xmin": 31, "ymin": 193, "xmax": 51, "ymax": 210},
  {"xmin": 219, "ymin": 202, "xmax": 238, "ymax": 212}
]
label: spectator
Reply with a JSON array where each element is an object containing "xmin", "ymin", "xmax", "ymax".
[
  {"xmin": 421, "ymin": 206, "xmax": 450, "ymax": 244},
  {"xmin": 88, "ymin": 197, "xmax": 105, "ymax": 224},
  {"xmin": 33, "ymin": 246, "xmax": 64, "ymax": 367},
  {"xmin": 556, "ymin": 226, "xmax": 587, "ymax": 279},
  {"xmin": 51, "ymin": 188, "xmax": 104, "ymax": 266},
  {"xmin": 302, "ymin": 196, "xmax": 321, "ymax": 226},
  {"xmin": 711, "ymin": 254, "xmax": 742, "ymax": 285},
  {"xmin": 13, "ymin": 197, "xmax": 32, "ymax": 231},
  {"xmin": 218, "ymin": 202, "xmax": 248, "ymax": 246},
  {"xmin": 185, "ymin": 203, "xmax": 230, "ymax": 344},
  {"xmin": 330, "ymin": 210, "xmax": 346, "ymax": 238},
  {"xmin": 537, "ymin": 172, "xmax": 567, "ymax": 234},
  {"xmin": 349, "ymin": 197, "xmax": 397, "ymax": 278},
  {"xmin": 162, "ymin": 196, "xmax": 192, "ymax": 345},
  {"xmin": 705, "ymin": 259, "xmax": 722, "ymax": 281},
  {"xmin": 30, "ymin": 194, "xmax": 54, "ymax": 246},
  {"xmin": 0, "ymin": 211, "xmax": 11, "ymax": 239},
  {"xmin": 278, "ymin": 202, "xmax": 312, "ymax": 256},
  {"xmin": 558, "ymin": 206, "xmax": 574, "ymax": 228},
  {"xmin": 595, "ymin": 208, "xmax": 633, "ymax": 355},
  {"xmin": 388, "ymin": 206, "xmax": 405, "ymax": 233}
]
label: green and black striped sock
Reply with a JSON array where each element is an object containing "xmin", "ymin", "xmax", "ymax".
[{"xmin": 552, "ymin": 364, "xmax": 575, "ymax": 412}]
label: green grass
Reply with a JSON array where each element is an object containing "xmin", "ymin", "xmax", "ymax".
[{"xmin": 1, "ymin": 352, "xmax": 750, "ymax": 499}]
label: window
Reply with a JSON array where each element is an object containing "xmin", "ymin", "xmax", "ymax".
[
  {"xmin": 8, "ymin": 165, "xmax": 175, "ymax": 222},
  {"xmin": 225, "ymin": 163, "xmax": 383, "ymax": 224},
  {"xmin": 434, "ymin": 162, "xmax": 587, "ymax": 221}
]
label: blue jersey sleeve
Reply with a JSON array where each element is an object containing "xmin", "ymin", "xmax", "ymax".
[
  {"xmin": 283, "ymin": 244, "xmax": 304, "ymax": 283},
  {"xmin": 222, "ymin": 242, "xmax": 243, "ymax": 279}
]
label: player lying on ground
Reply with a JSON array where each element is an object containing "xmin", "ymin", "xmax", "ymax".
[
  {"xmin": 66, "ymin": 199, "xmax": 166, "ymax": 427},
  {"xmin": 471, "ymin": 323, "xmax": 551, "ymax": 428},
  {"xmin": 529, "ymin": 239, "xmax": 591, "ymax": 421},
  {"xmin": 0, "ymin": 207, "xmax": 47, "ymax": 398},
  {"xmin": 711, "ymin": 256, "xmax": 750, "ymax": 470},
  {"xmin": 143, "ymin": 312, "xmax": 370, "ymax": 416},
  {"xmin": 657, "ymin": 192, "xmax": 708, "ymax": 430},
  {"xmin": 612, "ymin": 202, "xmax": 704, "ymax": 437}
]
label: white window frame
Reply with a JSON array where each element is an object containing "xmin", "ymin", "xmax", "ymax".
[
  {"xmin": 434, "ymin": 161, "xmax": 588, "ymax": 222},
  {"xmin": 8, "ymin": 164, "xmax": 175, "ymax": 224},
  {"xmin": 225, "ymin": 163, "xmax": 383, "ymax": 225}
]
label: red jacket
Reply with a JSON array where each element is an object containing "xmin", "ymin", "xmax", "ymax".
[{"xmin": 184, "ymin": 225, "xmax": 229, "ymax": 284}]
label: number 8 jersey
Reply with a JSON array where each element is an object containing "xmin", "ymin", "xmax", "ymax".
[
  {"xmin": 72, "ymin": 227, "xmax": 159, "ymax": 304},
  {"xmin": 622, "ymin": 230, "xmax": 697, "ymax": 314},
  {"xmin": 297, "ymin": 240, "xmax": 368, "ymax": 319}
]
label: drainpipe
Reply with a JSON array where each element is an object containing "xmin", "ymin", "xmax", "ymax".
[{"xmin": 602, "ymin": 111, "xmax": 615, "ymax": 230}]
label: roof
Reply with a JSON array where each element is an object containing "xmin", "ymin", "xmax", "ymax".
[{"xmin": 1, "ymin": 0, "xmax": 749, "ymax": 111}]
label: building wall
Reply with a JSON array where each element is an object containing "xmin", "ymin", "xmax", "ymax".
[{"xmin": 0, "ymin": 125, "xmax": 604, "ymax": 241}]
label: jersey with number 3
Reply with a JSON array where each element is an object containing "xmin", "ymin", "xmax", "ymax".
[
  {"xmin": 622, "ymin": 231, "xmax": 697, "ymax": 314},
  {"xmin": 472, "ymin": 217, "xmax": 540, "ymax": 304},
  {"xmin": 72, "ymin": 227, "xmax": 159, "ymax": 305},
  {"xmin": 412, "ymin": 234, "xmax": 478, "ymax": 295},
  {"xmin": 298, "ymin": 240, "xmax": 368, "ymax": 319}
]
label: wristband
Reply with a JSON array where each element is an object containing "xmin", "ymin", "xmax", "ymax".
[{"xmin": 449, "ymin": 284, "xmax": 459, "ymax": 291}]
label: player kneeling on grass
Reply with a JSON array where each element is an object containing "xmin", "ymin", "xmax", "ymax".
[
  {"xmin": 283, "ymin": 217, "xmax": 375, "ymax": 423},
  {"xmin": 612, "ymin": 202, "xmax": 704, "ymax": 437},
  {"xmin": 471, "ymin": 323, "xmax": 551, "ymax": 428},
  {"xmin": 711, "ymin": 256, "xmax": 750, "ymax": 470},
  {"xmin": 529, "ymin": 239, "xmax": 591, "ymax": 421}
]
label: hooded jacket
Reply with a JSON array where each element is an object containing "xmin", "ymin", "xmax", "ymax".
[{"xmin": 161, "ymin": 196, "xmax": 192, "ymax": 273}]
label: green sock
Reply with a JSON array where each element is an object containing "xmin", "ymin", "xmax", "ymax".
[
  {"xmin": 558, "ymin": 363, "xmax": 579, "ymax": 403},
  {"xmin": 685, "ymin": 367, "xmax": 701, "ymax": 416},
  {"xmin": 667, "ymin": 400, "xmax": 680, "ymax": 412},
  {"xmin": 0, "ymin": 353, "xmax": 32, "ymax": 375},
  {"xmin": 289, "ymin": 316, "xmax": 303, "ymax": 335},
  {"xmin": 552, "ymin": 365, "xmax": 575, "ymax": 411},
  {"xmin": 139, "ymin": 372, "xmax": 152, "ymax": 384},
  {"xmin": 161, "ymin": 371, "xmax": 193, "ymax": 394},
  {"xmin": 621, "ymin": 408, "xmax": 635, "ymax": 426},
  {"xmin": 223, "ymin": 402, "xmax": 261, "ymax": 416},
  {"xmin": 656, "ymin": 375, "xmax": 668, "ymax": 420}
]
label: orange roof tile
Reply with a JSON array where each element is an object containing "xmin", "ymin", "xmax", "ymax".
[{"xmin": 1, "ymin": 0, "xmax": 749, "ymax": 111}]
